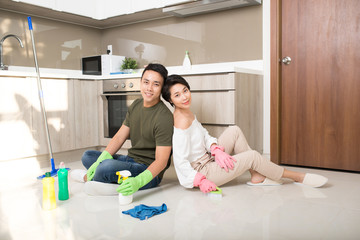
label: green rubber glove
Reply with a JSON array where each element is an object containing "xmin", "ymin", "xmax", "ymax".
[
  {"xmin": 117, "ymin": 170, "xmax": 153, "ymax": 196},
  {"xmin": 87, "ymin": 151, "xmax": 113, "ymax": 181}
]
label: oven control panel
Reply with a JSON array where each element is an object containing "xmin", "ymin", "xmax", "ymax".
[{"xmin": 103, "ymin": 79, "xmax": 140, "ymax": 92}]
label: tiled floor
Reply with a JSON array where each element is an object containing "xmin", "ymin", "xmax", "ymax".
[{"xmin": 0, "ymin": 158, "xmax": 359, "ymax": 240}]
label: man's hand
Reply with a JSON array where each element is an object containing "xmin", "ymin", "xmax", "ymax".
[
  {"xmin": 86, "ymin": 151, "xmax": 113, "ymax": 181},
  {"xmin": 117, "ymin": 170, "xmax": 153, "ymax": 196}
]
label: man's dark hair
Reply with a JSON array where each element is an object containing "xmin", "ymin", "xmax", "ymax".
[
  {"xmin": 162, "ymin": 74, "xmax": 191, "ymax": 107},
  {"xmin": 141, "ymin": 63, "xmax": 168, "ymax": 84}
]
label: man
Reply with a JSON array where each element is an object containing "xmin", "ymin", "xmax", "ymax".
[{"xmin": 72, "ymin": 63, "xmax": 173, "ymax": 196}]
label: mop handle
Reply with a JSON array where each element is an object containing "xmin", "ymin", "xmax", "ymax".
[
  {"xmin": 27, "ymin": 16, "xmax": 54, "ymax": 161},
  {"xmin": 27, "ymin": 16, "xmax": 33, "ymax": 30}
]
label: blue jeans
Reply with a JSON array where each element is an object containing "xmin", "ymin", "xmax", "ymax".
[{"xmin": 81, "ymin": 150, "xmax": 161, "ymax": 190}]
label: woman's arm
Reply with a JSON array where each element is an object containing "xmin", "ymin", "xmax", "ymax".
[
  {"xmin": 198, "ymin": 121, "xmax": 217, "ymax": 151},
  {"xmin": 172, "ymin": 130, "xmax": 198, "ymax": 188}
]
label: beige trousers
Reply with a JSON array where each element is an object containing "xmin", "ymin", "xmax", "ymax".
[{"xmin": 190, "ymin": 126, "xmax": 284, "ymax": 186}]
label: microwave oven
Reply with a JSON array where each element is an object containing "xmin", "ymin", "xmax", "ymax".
[{"xmin": 82, "ymin": 55, "xmax": 125, "ymax": 75}]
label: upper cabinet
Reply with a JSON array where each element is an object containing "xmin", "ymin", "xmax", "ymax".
[
  {"xmin": 15, "ymin": 0, "xmax": 56, "ymax": 9},
  {"xmin": 4, "ymin": 0, "xmax": 261, "ymax": 28},
  {"xmin": 11, "ymin": 0, "xmax": 194, "ymax": 19}
]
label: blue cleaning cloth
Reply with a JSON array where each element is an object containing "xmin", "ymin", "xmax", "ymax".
[{"xmin": 122, "ymin": 203, "xmax": 167, "ymax": 220}]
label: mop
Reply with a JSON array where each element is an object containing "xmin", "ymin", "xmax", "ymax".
[{"xmin": 27, "ymin": 16, "xmax": 69, "ymax": 179}]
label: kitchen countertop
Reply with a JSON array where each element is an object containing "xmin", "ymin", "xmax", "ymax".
[{"xmin": 0, "ymin": 60, "xmax": 263, "ymax": 80}]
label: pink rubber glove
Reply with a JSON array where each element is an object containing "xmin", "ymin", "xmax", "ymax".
[
  {"xmin": 193, "ymin": 172, "xmax": 217, "ymax": 193},
  {"xmin": 211, "ymin": 145, "xmax": 237, "ymax": 172}
]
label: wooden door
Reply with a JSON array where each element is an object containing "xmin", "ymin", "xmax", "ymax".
[{"xmin": 273, "ymin": 0, "xmax": 360, "ymax": 171}]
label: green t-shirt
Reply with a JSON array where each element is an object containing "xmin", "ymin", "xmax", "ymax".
[{"xmin": 123, "ymin": 98, "xmax": 173, "ymax": 178}]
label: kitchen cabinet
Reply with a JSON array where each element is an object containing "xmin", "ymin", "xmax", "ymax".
[
  {"xmin": 97, "ymin": 72, "xmax": 263, "ymax": 153},
  {"xmin": 14, "ymin": 0, "xmax": 194, "ymax": 20},
  {"xmin": 0, "ymin": 77, "xmax": 36, "ymax": 160},
  {"xmin": 186, "ymin": 73, "xmax": 236, "ymax": 125},
  {"xmin": 191, "ymin": 91, "xmax": 235, "ymax": 125},
  {"xmin": 34, "ymin": 78, "xmax": 100, "ymax": 153},
  {"xmin": 31, "ymin": 78, "xmax": 76, "ymax": 155},
  {"xmin": 73, "ymin": 79, "xmax": 100, "ymax": 149},
  {"xmin": 1, "ymin": 61, "xmax": 262, "ymax": 160},
  {"xmin": 185, "ymin": 72, "xmax": 263, "ymax": 153},
  {"xmin": 0, "ymin": 77, "xmax": 99, "ymax": 160}
]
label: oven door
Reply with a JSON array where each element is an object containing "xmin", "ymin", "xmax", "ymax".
[{"xmin": 102, "ymin": 93, "xmax": 142, "ymax": 138}]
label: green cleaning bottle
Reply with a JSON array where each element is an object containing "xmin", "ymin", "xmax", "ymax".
[
  {"xmin": 42, "ymin": 172, "xmax": 56, "ymax": 210},
  {"xmin": 58, "ymin": 162, "xmax": 69, "ymax": 200}
]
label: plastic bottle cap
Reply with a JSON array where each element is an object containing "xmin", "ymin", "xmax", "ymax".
[
  {"xmin": 116, "ymin": 170, "xmax": 131, "ymax": 184},
  {"xmin": 59, "ymin": 162, "xmax": 65, "ymax": 169},
  {"xmin": 45, "ymin": 172, "xmax": 51, "ymax": 177}
]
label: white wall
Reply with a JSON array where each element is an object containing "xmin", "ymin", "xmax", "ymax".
[{"xmin": 262, "ymin": 0, "xmax": 270, "ymax": 158}]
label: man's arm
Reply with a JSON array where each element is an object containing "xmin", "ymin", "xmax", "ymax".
[
  {"xmin": 147, "ymin": 146, "xmax": 172, "ymax": 177},
  {"xmin": 105, "ymin": 124, "xmax": 130, "ymax": 155}
]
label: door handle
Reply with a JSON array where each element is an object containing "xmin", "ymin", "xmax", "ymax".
[{"xmin": 282, "ymin": 56, "xmax": 292, "ymax": 65}]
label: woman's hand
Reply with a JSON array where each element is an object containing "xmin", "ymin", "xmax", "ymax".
[
  {"xmin": 193, "ymin": 172, "xmax": 217, "ymax": 193},
  {"xmin": 211, "ymin": 145, "xmax": 237, "ymax": 172}
]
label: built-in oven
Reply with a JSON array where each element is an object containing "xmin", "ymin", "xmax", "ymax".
[{"xmin": 101, "ymin": 79, "xmax": 141, "ymax": 139}]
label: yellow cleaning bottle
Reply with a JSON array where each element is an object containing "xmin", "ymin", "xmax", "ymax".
[{"xmin": 42, "ymin": 172, "xmax": 56, "ymax": 210}]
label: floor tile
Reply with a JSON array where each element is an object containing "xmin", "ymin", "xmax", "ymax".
[{"xmin": 0, "ymin": 160, "xmax": 359, "ymax": 239}]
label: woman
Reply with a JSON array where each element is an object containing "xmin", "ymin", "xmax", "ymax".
[{"xmin": 162, "ymin": 74, "xmax": 328, "ymax": 193}]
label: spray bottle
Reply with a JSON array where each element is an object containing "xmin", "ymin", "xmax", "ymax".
[
  {"xmin": 116, "ymin": 170, "xmax": 133, "ymax": 205},
  {"xmin": 42, "ymin": 172, "xmax": 56, "ymax": 210},
  {"xmin": 182, "ymin": 50, "xmax": 192, "ymax": 70},
  {"xmin": 58, "ymin": 162, "xmax": 69, "ymax": 200}
]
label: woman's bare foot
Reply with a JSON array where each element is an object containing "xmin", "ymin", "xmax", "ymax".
[{"xmin": 249, "ymin": 169, "xmax": 266, "ymax": 184}]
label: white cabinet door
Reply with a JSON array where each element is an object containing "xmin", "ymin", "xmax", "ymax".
[
  {"xmin": 0, "ymin": 77, "xmax": 100, "ymax": 160},
  {"xmin": 56, "ymin": 0, "xmax": 96, "ymax": 18},
  {"xmin": 33, "ymin": 79, "xmax": 100, "ymax": 152},
  {"xmin": 163, "ymin": 0, "xmax": 195, "ymax": 7},
  {"xmin": 31, "ymin": 78, "xmax": 76, "ymax": 154},
  {"xmin": 17, "ymin": 0, "xmax": 56, "ymax": 9},
  {"xmin": 0, "ymin": 77, "xmax": 35, "ymax": 160}
]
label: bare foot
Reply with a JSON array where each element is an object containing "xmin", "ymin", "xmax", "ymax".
[
  {"xmin": 249, "ymin": 170, "xmax": 266, "ymax": 184},
  {"xmin": 84, "ymin": 174, "xmax": 87, "ymax": 182}
]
